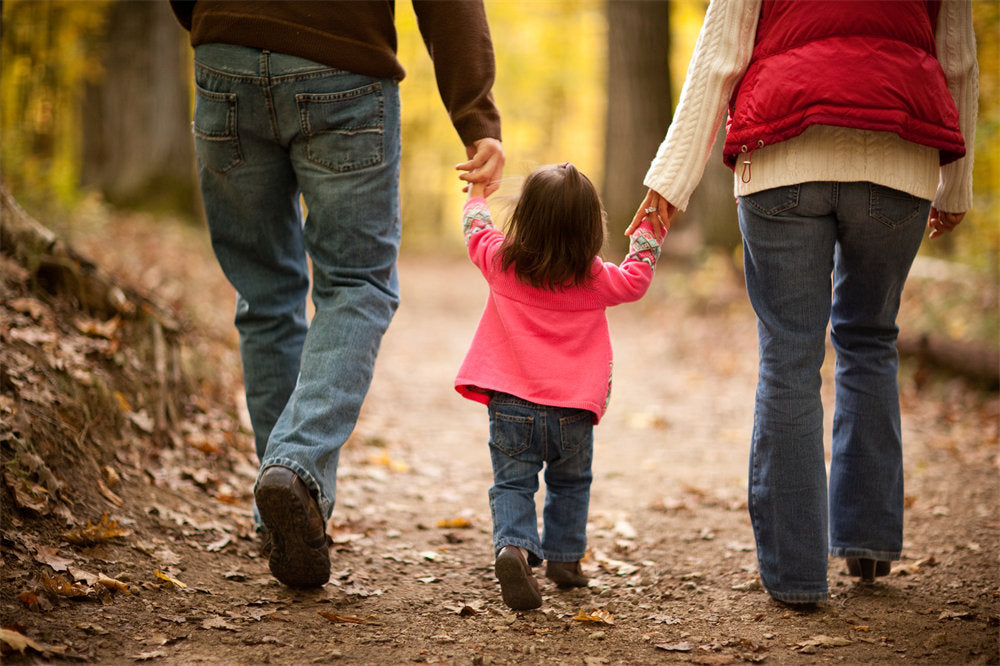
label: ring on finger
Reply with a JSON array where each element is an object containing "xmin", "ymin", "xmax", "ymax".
[{"xmin": 644, "ymin": 207, "xmax": 657, "ymax": 214}]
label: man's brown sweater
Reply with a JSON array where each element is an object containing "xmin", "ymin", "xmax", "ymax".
[{"xmin": 169, "ymin": 1, "xmax": 501, "ymax": 146}]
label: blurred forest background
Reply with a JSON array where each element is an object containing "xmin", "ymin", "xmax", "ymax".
[{"xmin": 1, "ymin": 0, "xmax": 997, "ymax": 346}]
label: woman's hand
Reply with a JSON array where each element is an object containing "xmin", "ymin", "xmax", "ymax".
[
  {"xmin": 457, "ymin": 138, "xmax": 505, "ymax": 197},
  {"xmin": 927, "ymin": 206, "xmax": 964, "ymax": 239},
  {"xmin": 626, "ymin": 189, "xmax": 676, "ymax": 238}
]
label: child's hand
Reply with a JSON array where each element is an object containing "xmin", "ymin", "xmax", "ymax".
[{"xmin": 468, "ymin": 181, "xmax": 487, "ymax": 199}]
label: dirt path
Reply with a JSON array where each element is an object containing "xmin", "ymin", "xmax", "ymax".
[{"xmin": 2, "ymin": 227, "xmax": 997, "ymax": 664}]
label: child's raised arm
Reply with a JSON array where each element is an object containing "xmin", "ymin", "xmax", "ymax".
[{"xmin": 468, "ymin": 180, "xmax": 487, "ymax": 200}]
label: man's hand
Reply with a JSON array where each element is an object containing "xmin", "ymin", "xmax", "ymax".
[{"xmin": 457, "ymin": 138, "xmax": 505, "ymax": 197}]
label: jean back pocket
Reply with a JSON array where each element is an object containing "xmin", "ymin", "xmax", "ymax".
[
  {"xmin": 193, "ymin": 85, "xmax": 242, "ymax": 173},
  {"xmin": 297, "ymin": 83, "xmax": 385, "ymax": 173}
]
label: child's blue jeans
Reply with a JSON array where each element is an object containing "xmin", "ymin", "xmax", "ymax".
[{"xmin": 487, "ymin": 393, "xmax": 594, "ymax": 566}]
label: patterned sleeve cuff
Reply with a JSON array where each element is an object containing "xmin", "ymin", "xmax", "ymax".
[
  {"xmin": 463, "ymin": 199, "xmax": 495, "ymax": 242},
  {"xmin": 625, "ymin": 224, "xmax": 662, "ymax": 269}
]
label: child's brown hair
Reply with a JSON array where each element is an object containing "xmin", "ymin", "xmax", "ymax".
[{"xmin": 498, "ymin": 163, "xmax": 606, "ymax": 290}]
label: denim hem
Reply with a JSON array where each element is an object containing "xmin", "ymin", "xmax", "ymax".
[
  {"xmin": 829, "ymin": 547, "xmax": 900, "ymax": 561},
  {"xmin": 542, "ymin": 551, "xmax": 587, "ymax": 563},
  {"xmin": 495, "ymin": 539, "xmax": 543, "ymax": 568},
  {"xmin": 255, "ymin": 458, "xmax": 333, "ymax": 520},
  {"xmin": 765, "ymin": 587, "xmax": 828, "ymax": 604}
]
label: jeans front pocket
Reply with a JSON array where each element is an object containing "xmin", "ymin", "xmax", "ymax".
[
  {"xmin": 868, "ymin": 184, "xmax": 922, "ymax": 229},
  {"xmin": 743, "ymin": 184, "xmax": 801, "ymax": 217},
  {"xmin": 490, "ymin": 411, "xmax": 534, "ymax": 457},
  {"xmin": 193, "ymin": 85, "xmax": 242, "ymax": 173},
  {"xmin": 558, "ymin": 411, "xmax": 593, "ymax": 454},
  {"xmin": 297, "ymin": 83, "xmax": 384, "ymax": 173}
]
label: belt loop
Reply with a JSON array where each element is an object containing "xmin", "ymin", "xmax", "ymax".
[{"xmin": 259, "ymin": 49, "xmax": 270, "ymax": 80}]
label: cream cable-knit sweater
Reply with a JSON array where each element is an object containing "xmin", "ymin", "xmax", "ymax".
[{"xmin": 644, "ymin": 0, "xmax": 978, "ymax": 214}]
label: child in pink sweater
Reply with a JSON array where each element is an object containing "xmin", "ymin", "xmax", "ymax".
[{"xmin": 456, "ymin": 163, "xmax": 663, "ymax": 610}]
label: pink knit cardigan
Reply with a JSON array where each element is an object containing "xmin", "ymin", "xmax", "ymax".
[{"xmin": 454, "ymin": 197, "xmax": 662, "ymax": 423}]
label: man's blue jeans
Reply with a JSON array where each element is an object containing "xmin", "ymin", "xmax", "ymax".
[
  {"xmin": 487, "ymin": 394, "xmax": 595, "ymax": 566},
  {"xmin": 192, "ymin": 44, "xmax": 402, "ymax": 521},
  {"xmin": 738, "ymin": 182, "xmax": 928, "ymax": 603}
]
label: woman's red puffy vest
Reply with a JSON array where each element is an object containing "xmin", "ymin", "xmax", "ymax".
[{"xmin": 723, "ymin": 0, "xmax": 965, "ymax": 170}]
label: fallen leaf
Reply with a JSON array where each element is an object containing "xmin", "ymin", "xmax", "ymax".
[
  {"xmin": 318, "ymin": 611, "xmax": 378, "ymax": 624},
  {"xmin": 135, "ymin": 650, "xmax": 167, "ymax": 661},
  {"xmin": 97, "ymin": 479, "xmax": 124, "ymax": 506},
  {"xmin": 40, "ymin": 573, "xmax": 89, "ymax": 598},
  {"xmin": 9, "ymin": 297, "xmax": 49, "ymax": 320},
  {"xmin": 34, "ymin": 545, "xmax": 73, "ymax": 572},
  {"xmin": 341, "ymin": 582, "xmax": 383, "ymax": 597},
  {"xmin": 17, "ymin": 590, "xmax": 41, "ymax": 610},
  {"xmin": 154, "ymin": 570, "xmax": 187, "ymax": 589},
  {"xmin": 206, "ymin": 534, "xmax": 231, "ymax": 552},
  {"xmin": 128, "ymin": 410, "xmax": 155, "ymax": 434},
  {"xmin": 613, "ymin": 520, "xmax": 637, "ymax": 540},
  {"xmin": 75, "ymin": 623, "xmax": 110, "ymax": 636},
  {"xmin": 61, "ymin": 513, "xmax": 128, "ymax": 546},
  {"xmin": 436, "ymin": 517, "xmax": 472, "ymax": 529},
  {"xmin": 102, "ymin": 466, "xmax": 121, "ymax": 488},
  {"xmin": 98, "ymin": 573, "xmax": 130, "ymax": 594},
  {"xmin": 74, "ymin": 315, "xmax": 120, "ymax": 339},
  {"xmin": 4, "ymin": 471, "xmax": 50, "ymax": 513},
  {"xmin": 68, "ymin": 567, "xmax": 100, "ymax": 586},
  {"xmin": 201, "ymin": 616, "xmax": 238, "ymax": 631},
  {"xmin": 572, "ymin": 608, "xmax": 615, "ymax": 625},
  {"xmin": 938, "ymin": 610, "xmax": 973, "ymax": 621},
  {"xmin": 794, "ymin": 634, "xmax": 852, "ymax": 651},
  {"xmin": 0, "ymin": 627, "xmax": 44, "ymax": 654},
  {"xmin": 113, "ymin": 391, "xmax": 133, "ymax": 412},
  {"xmin": 445, "ymin": 601, "xmax": 483, "ymax": 616},
  {"xmin": 592, "ymin": 550, "xmax": 639, "ymax": 576},
  {"xmin": 367, "ymin": 451, "xmax": 409, "ymax": 472}
]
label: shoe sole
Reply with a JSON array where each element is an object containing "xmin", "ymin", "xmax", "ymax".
[
  {"xmin": 495, "ymin": 552, "xmax": 542, "ymax": 610},
  {"xmin": 255, "ymin": 481, "xmax": 330, "ymax": 588}
]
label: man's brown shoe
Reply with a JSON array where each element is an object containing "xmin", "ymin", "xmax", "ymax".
[
  {"xmin": 545, "ymin": 560, "xmax": 589, "ymax": 588},
  {"xmin": 255, "ymin": 466, "xmax": 331, "ymax": 588},
  {"xmin": 495, "ymin": 546, "xmax": 542, "ymax": 610}
]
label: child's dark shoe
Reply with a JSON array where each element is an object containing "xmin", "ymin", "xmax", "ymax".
[
  {"xmin": 845, "ymin": 557, "xmax": 891, "ymax": 583},
  {"xmin": 545, "ymin": 560, "xmax": 589, "ymax": 588},
  {"xmin": 495, "ymin": 546, "xmax": 542, "ymax": 610}
]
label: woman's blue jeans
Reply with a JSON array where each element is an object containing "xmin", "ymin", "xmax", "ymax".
[
  {"xmin": 192, "ymin": 44, "xmax": 402, "ymax": 521},
  {"xmin": 487, "ymin": 394, "xmax": 595, "ymax": 566},
  {"xmin": 738, "ymin": 182, "xmax": 928, "ymax": 603}
]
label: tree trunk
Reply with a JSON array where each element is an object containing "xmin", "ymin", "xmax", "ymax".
[
  {"xmin": 603, "ymin": 0, "xmax": 672, "ymax": 253},
  {"xmin": 81, "ymin": 0, "xmax": 198, "ymax": 217},
  {"xmin": 898, "ymin": 333, "xmax": 1000, "ymax": 388}
]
